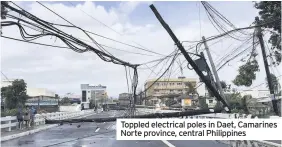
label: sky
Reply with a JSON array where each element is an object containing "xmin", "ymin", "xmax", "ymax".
[{"xmin": 1, "ymin": 1, "xmax": 281, "ymax": 98}]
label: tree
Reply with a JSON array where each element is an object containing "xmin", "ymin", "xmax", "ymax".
[
  {"xmin": 233, "ymin": 60, "xmax": 259, "ymax": 87},
  {"xmin": 184, "ymin": 82, "xmax": 198, "ymax": 96},
  {"xmin": 255, "ymin": 1, "xmax": 281, "ymax": 65},
  {"xmin": 220, "ymin": 81, "xmax": 227, "ymax": 90},
  {"xmin": 266, "ymin": 73, "xmax": 280, "ymax": 94},
  {"xmin": 1, "ymin": 79, "xmax": 28, "ymax": 109},
  {"xmin": 216, "ymin": 81, "xmax": 228, "ymax": 91},
  {"xmin": 233, "ymin": 1, "xmax": 281, "ymax": 87},
  {"xmin": 198, "ymin": 96, "xmax": 208, "ymax": 109},
  {"xmin": 165, "ymin": 99, "xmax": 177, "ymax": 107},
  {"xmin": 224, "ymin": 92, "xmax": 244, "ymax": 113},
  {"xmin": 60, "ymin": 97, "xmax": 71, "ymax": 105},
  {"xmin": 55, "ymin": 94, "xmax": 59, "ymax": 99}
]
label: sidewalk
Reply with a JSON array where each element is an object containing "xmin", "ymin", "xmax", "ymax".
[
  {"xmin": 1, "ymin": 124, "xmax": 58, "ymax": 142},
  {"xmin": 1, "ymin": 110, "xmax": 96, "ymax": 142}
]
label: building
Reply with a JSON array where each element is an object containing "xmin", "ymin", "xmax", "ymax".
[
  {"xmin": 239, "ymin": 89, "xmax": 270, "ymax": 99},
  {"xmin": 27, "ymin": 88, "xmax": 55, "ymax": 97},
  {"xmin": 144, "ymin": 77, "xmax": 197, "ymax": 105},
  {"xmin": 81, "ymin": 84, "xmax": 108, "ymax": 106},
  {"xmin": 118, "ymin": 93, "xmax": 132, "ymax": 108},
  {"xmin": 25, "ymin": 88, "xmax": 57, "ymax": 106},
  {"xmin": 1, "ymin": 79, "xmax": 15, "ymax": 88}
]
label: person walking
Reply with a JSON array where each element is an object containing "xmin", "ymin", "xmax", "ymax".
[
  {"xmin": 30, "ymin": 106, "xmax": 37, "ymax": 127},
  {"xmin": 24, "ymin": 107, "xmax": 31, "ymax": 128},
  {"xmin": 16, "ymin": 107, "xmax": 24, "ymax": 130}
]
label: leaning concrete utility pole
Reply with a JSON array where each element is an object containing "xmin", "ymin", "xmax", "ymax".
[
  {"xmin": 149, "ymin": 4, "xmax": 230, "ymax": 113},
  {"xmin": 255, "ymin": 17, "xmax": 279, "ymax": 116},
  {"xmin": 202, "ymin": 36, "xmax": 227, "ymax": 104}
]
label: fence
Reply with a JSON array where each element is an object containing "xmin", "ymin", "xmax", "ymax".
[{"xmin": 1, "ymin": 109, "xmax": 93, "ymax": 132}]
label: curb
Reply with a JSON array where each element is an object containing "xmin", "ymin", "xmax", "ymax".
[
  {"xmin": 1, "ymin": 111, "xmax": 96, "ymax": 142},
  {"xmin": 1, "ymin": 124, "xmax": 59, "ymax": 142}
]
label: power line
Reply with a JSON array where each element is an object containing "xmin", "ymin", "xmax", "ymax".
[
  {"xmin": 2, "ymin": 35, "xmax": 154, "ymax": 57},
  {"xmin": 36, "ymin": 1, "xmax": 114, "ymax": 56},
  {"xmin": 1, "ymin": 71, "xmax": 10, "ymax": 81},
  {"xmin": 68, "ymin": 2, "xmax": 122, "ymax": 36},
  {"xmin": 8, "ymin": 20, "xmax": 155, "ymax": 57},
  {"xmin": 11, "ymin": 1, "xmax": 163, "ymax": 56},
  {"xmin": 68, "ymin": 1, "xmax": 156, "ymax": 56}
]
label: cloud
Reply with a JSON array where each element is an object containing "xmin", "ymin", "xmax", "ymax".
[{"xmin": 2, "ymin": 1, "xmax": 278, "ymax": 98}]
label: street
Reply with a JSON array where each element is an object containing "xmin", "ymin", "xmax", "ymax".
[{"xmin": 1, "ymin": 110, "xmax": 229, "ymax": 147}]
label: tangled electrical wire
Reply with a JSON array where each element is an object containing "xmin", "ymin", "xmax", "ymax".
[
  {"xmin": 201, "ymin": 1, "xmax": 252, "ymax": 41},
  {"xmin": 2, "ymin": 2, "xmax": 281, "ymax": 121},
  {"xmin": 1, "ymin": 2, "xmax": 140, "ymax": 115}
]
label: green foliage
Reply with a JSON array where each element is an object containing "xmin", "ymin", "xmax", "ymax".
[
  {"xmin": 1, "ymin": 108, "xmax": 18, "ymax": 117},
  {"xmin": 1, "ymin": 79, "xmax": 28, "ymax": 109},
  {"xmin": 234, "ymin": 2, "xmax": 281, "ymax": 87},
  {"xmin": 266, "ymin": 73, "xmax": 279, "ymax": 92},
  {"xmin": 220, "ymin": 81, "xmax": 227, "ymax": 90},
  {"xmin": 165, "ymin": 99, "xmax": 177, "ymax": 107},
  {"xmin": 255, "ymin": 1, "xmax": 281, "ymax": 65},
  {"xmin": 184, "ymin": 82, "xmax": 197, "ymax": 95},
  {"xmin": 55, "ymin": 94, "xmax": 59, "ymax": 99},
  {"xmin": 59, "ymin": 97, "xmax": 71, "ymax": 105},
  {"xmin": 233, "ymin": 60, "xmax": 259, "ymax": 87},
  {"xmin": 198, "ymin": 96, "xmax": 208, "ymax": 109},
  {"xmin": 225, "ymin": 92, "xmax": 243, "ymax": 111}
]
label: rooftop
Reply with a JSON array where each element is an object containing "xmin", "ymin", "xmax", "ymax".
[{"xmin": 145, "ymin": 77, "xmax": 197, "ymax": 83}]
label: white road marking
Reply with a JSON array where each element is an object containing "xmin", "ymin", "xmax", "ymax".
[
  {"xmin": 106, "ymin": 124, "xmax": 112, "ymax": 130},
  {"xmin": 161, "ymin": 140, "xmax": 176, "ymax": 147},
  {"xmin": 95, "ymin": 127, "xmax": 100, "ymax": 132}
]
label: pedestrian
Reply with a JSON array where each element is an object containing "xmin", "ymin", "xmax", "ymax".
[
  {"xmin": 16, "ymin": 106, "xmax": 24, "ymax": 130},
  {"xmin": 30, "ymin": 106, "xmax": 36, "ymax": 127},
  {"xmin": 24, "ymin": 107, "xmax": 31, "ymax": 128}
]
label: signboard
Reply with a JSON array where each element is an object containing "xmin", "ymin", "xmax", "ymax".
[
  {"xmin": 25, "ymin": 100, "xmax": 58, "ymax": 106},
  {"xmin": 181, "ymin": 98, "xmax": 192, "ymax": 107}
]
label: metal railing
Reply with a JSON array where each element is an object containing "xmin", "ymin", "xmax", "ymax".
[{"xmin": 1, "ymin": 109, "xmax": 93, "ymax": 132}]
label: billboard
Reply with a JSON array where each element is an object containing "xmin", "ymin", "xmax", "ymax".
[{"xmin": 181, "ymin": 98, "xmax": 192, "ymax": 107}]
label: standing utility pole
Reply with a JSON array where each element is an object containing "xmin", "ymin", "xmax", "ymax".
[
  {"xmin": 202, "ymin": 36, "xmax": 227, "ymax": 103},
  {"xmin": 149, "ymin": 4, "xmax": 230, "ymax": 113},
  {"xmin": 255, "ymin": 17, "xmax": 279, "ymax": 116}
]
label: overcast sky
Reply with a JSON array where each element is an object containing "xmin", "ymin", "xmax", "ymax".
[{"xmin": 1, "ymin": 1, "xmax": 281, "ymax": 98}]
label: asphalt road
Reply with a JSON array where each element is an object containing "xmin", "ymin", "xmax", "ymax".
[{"xmin": 0, "ymin": 110, "xmax": 232, "ymax": 147}]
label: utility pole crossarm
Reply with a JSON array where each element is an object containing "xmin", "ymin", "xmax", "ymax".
[{"xmin": 149, "ymin": 4, "xmax": 231, "ymax": 113}]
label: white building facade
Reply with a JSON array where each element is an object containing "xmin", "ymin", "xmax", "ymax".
[{"xmin": 81, "ymin": 84, "xmax": 107, "ymax": 104}]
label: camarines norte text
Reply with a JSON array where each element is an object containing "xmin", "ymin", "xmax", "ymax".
[{"xmin": 120, "ymin": 121, "xmax": 278, "ymax": 138}]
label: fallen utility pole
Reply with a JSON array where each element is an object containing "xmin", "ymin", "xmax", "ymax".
[
  {"xmin": 202, "ymin": 36, "xmax": 227, "ymax": 104},
  {"xmin": 45, "ymin": 108, "xmax": 222, "ymax": 124},
  {"xmin": 255, "ymin": 17, "xmax": 279, "ymax": 116},
  {"xmin": 149, "ymin": 4, "xmax": 231, "ymax": 113}
]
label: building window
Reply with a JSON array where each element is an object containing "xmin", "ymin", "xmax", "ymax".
[
  {"xmin": 88, "ymin": 91, "xmax": 90, "ymax": 93},
  {"xmin": 178, "ymin": 90, "xmax": 182, "ymax": 92},
  {"xmin": 154, "ymin": 89, "xmax": 159, "ymax": 92},
  {"xmin": 82, "ymin": 91, "xmax": 86, "ymax": 102},
  {"xmin": 209, "ymin": 100, "xmax": 213, "ymax": 103}
]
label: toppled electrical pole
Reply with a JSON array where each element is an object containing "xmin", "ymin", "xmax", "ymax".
[
  {"xmin": 149, "ymin": 4, "xmax": 231, "ymax": 113},
  {"xmin": 202, "ymin": 36, "xmax": 227, "ymax": 105},
  {"xmin": 45, "ymin": 108, "xmax": 222, "ymax": 124},
  {"xmin": 255, "ymin": 17, "xmax": 279, "ymax": 116}
]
